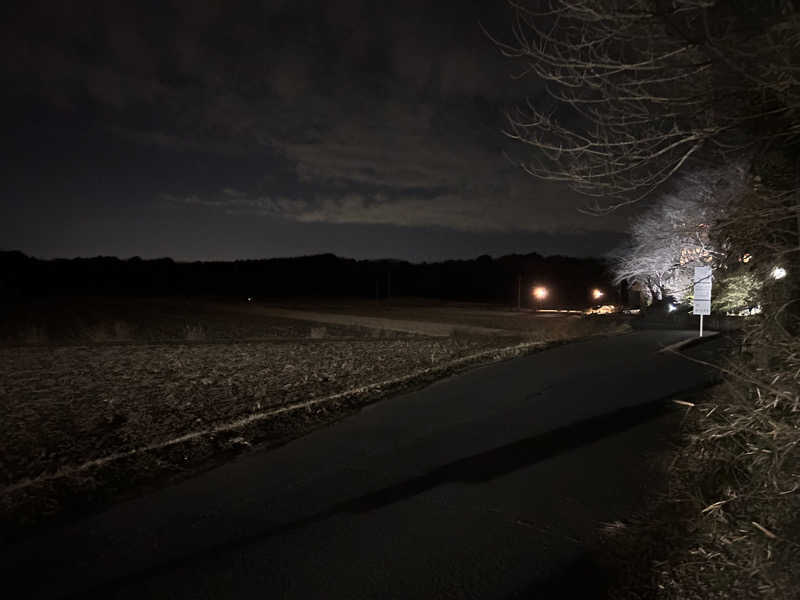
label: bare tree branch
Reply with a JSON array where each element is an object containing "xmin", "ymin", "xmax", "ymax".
[{"xmin": 494, "ymin": 0, "xmax": 800, "ymax": 211}]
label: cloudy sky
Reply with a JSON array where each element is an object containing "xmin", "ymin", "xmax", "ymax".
[{"xmin": 1, "ymin": 0, "xmax": 631, "ymax": 262}]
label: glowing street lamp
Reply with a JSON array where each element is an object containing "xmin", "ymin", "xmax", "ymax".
[
  {"xmin": 771, "ymin": 266, "xmax": 787, "ymax": 280},
  {"xmin": 591, "ymin": 288, "xmax": 604, "ymax": 301},
  {"xmin": 532, "ymin": 286, "xmax": 548, "ymax": 300}
]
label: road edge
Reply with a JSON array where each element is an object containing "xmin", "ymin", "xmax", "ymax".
[{"xmin": 659, "ymin": 330, "xmax": 720, "ymax": 354}]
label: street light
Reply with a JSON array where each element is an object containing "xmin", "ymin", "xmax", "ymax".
[
  {"xmin": 532, "ymin": 286, "xmax": 548, "ymax": 300},
  {"xmin": 591, "ymin": 288, "xmax": 604, "ymax": 301},
  {"xmin": 771, "ymin": 266, "xmax": 787, "ymax": 280}
]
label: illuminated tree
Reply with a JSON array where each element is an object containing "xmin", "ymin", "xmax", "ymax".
[
  {"xmin": 611, "ymin": 164, "xmax": 744, "ymax": 303},
  {"xmin": 713, "ymin": 270, "xmax": 762, "ymax": 314}
]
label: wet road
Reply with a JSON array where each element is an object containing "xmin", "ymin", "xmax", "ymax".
[{"xmin": 2, "ymin": 330, "xmax": 725, "ymax": 599}]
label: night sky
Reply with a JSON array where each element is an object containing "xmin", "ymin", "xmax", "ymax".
[{"xmin": 2, "ymin": 0, "xmax": 631, "ymax": 262}]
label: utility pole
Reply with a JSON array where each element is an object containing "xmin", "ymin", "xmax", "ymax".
[{"xmin": 517, "ymin": 274, "xmax": 521, "ymax": 311}]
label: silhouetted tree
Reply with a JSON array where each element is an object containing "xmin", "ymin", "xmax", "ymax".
[{"xmin": 493, "ymin": 1, "xmax": 800, "ymax": 211}]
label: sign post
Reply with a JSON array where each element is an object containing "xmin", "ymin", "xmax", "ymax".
[{"xmin": 693, "ymin": 266, "xmax": 712, "ymax": 337}]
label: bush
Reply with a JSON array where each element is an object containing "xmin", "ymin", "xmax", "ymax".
[{"xmin": 714, "ymin": 271, "xmax": 762, "ymax": 315}]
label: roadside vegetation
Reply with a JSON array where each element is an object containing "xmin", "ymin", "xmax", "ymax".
[{"xmin": 498, "ymin": 1, "xmax": 800, "ymax": 596}]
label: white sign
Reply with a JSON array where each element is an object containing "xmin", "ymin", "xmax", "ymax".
[{"xmin": 693, "ymin": 266, "xmax": 712, "ymax": 316}]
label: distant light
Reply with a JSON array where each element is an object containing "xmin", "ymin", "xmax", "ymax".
[
  {"xmin": 247, "ymin": 297, "xmax": 253, "ymax": 302},
  {"xmin": 668, "ymin": 304, "xmax": 677, "ymax": 312},
  {"xmin": 592, "ymin": 288, "xmax": 604, "ymax": 300},
  {"xmin": 584, "ymin": 304, "xmax": 618, "ymax": 315},
  {"xmin": 532, "ymin": 286, "xmax": 548, "ymax": 300},
  {"xmin": 771, "ymin": 266, "xmax": 787, "ymax": 280},
  {"xmin": 742, "ymin": 252, "xmax": 752, "ymax": 263}
]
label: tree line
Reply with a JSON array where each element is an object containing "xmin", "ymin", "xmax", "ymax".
[{"xmin": 0, "ymin": 250, "xmax": 615, "ymax": 309}]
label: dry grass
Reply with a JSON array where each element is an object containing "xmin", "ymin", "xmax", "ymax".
[
  {"xmin": 520, "ymin": 314, "xmax": 631, "ymax": 343},
  {"xmin": 602, "ymin": 320, "xmax": 800, "ymax": 599},
  {"xmin": 654, "ymin": 332, "xmax": 799, "ymax": 598}
]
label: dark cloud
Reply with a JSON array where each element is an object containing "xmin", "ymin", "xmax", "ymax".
[
  {"xmin": 163, "ymin": 182, "xmax": 620, "ymax": 234},
  {"xmin": 1, "ymin": 0, "xmax": 631, "ymax": 260}
]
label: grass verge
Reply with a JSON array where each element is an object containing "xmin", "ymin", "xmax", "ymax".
[{"xmin": 591, "ymin": 331, "xmax": 799, "ymax": 599}]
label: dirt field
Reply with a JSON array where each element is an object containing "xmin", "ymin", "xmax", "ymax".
[
  {"xmin": 0, "ymin": 297, "xmax": 416, "ymax": 345},
  {"xmin": 0, "ymin": 337, "xmax": 520, "ymax": 485},
  {"xmin": 0, "ymin": 297, "xmax": 629, "ymax": 539}
]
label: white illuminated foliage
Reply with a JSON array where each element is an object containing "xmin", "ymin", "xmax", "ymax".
[{"xmin": 611, "ymin": 166, "xmax": 743, "ymax": 304}]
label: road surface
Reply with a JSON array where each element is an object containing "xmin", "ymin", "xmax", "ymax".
[{"xmin": 1, "ymin": 330, "xmax": 726, "ymax": 599}]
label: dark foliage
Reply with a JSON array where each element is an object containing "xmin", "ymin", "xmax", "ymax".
[{"xmin": 0, "ymin": 250, "xmax": 615, "ymax": 309}]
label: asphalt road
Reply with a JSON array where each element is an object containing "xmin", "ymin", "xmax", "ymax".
[{"xmin": 2, "ymin": 330, "xmax": 726, "ymax": 599}]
